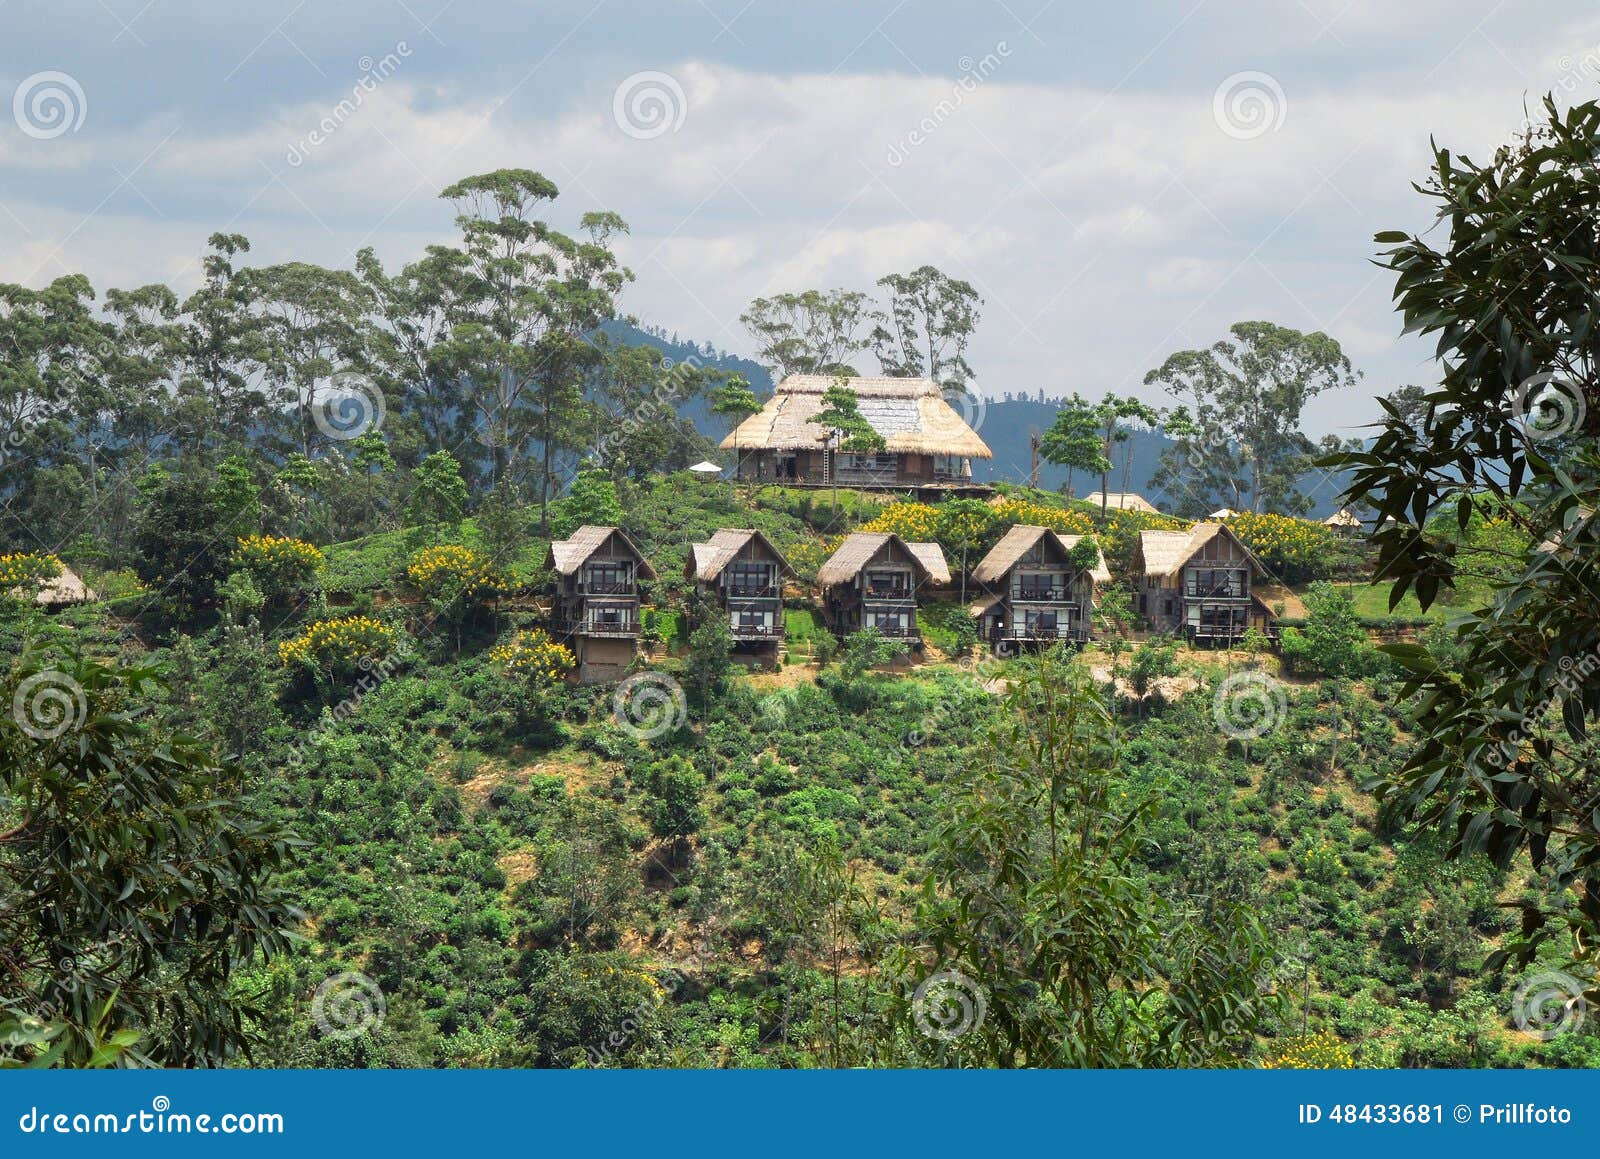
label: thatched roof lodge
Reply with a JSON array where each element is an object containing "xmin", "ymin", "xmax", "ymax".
[
  {"xmin": 720, "ymin": 375, "xmax": 992, "ymax": 493},
  {"xmin": 1082, "ymin": 491, "xmax": 1162, "ymax": 514}
]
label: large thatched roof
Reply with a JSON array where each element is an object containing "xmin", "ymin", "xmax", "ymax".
[
  {"xmin": 816, "ymin": 531, "xmax": 945, "ymax": 587},
  {"xmin": 686, "ymin": 528, "xmax": 794, "ymax": 582},
  {"xmin": 1136, "ymin": 522, "xmax": 1266, "ymax": 579},
  {"xmin": 1082, "ymin": 491, "xmax": 1161, "ymax": 514},
  {"xmin": 719, "ymin": 375, "xmax": 992, "ymax": 459},
  {"xmin": 972, "ymin": 524, "xmax": 1112, "ymax": 585},
  {"xmin": 545, "ymin": 526, "xmax": 658, "ymax": 579}
]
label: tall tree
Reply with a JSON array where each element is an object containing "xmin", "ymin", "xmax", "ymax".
[
  {"xmin": 432, "ymin": 170, "xmax": 631, "ymax": 527},
  {"xmin": 740, "ymin": 290, "xmax": 880, "ymax": 379},
  {"xmin": 175, "ymin": 234, "xmax": 267, "ymax": 456},
  {"xmin": 1038, "ymin": 394, "xmax": 1110, "ymax": 499},
  {"xmin": 1144, "ymin": 321, "xmax": 1358, "ymax": 513},
  {"xmin": 248, "ymin": 262, "xmax": 373, "ymax": 457},
  {"xmin": 870, "ymin": 265, "xmax": 982, "ymax": 391}
]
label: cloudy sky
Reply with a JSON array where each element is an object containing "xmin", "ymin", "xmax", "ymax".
[{"xmin": 2, "ymin": 0, "xmax": 1596, "ymax": 435}]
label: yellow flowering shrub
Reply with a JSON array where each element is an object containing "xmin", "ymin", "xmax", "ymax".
[
  {"xmin": 860, "ymin": 501, "xmax": 943, "ymax": 542},
  {"xmin": 1264, "ymin": 1031, "xmax": 1356, "ymax": 1069},
  {"xmin": 1226, "ymin": 512, "xmax": 1338, "ymax": 583},
  {"xmin": 989, "ymin": 498, "xmax": 1094, "ymax": 535},
  {"xmin": 234, "ymin": 535, "xmax": 324, "ymax": 595},
  {"xmin": 0, "ymin": 551, "xmax": 64, "ymax": 592},
  {"xmin": 407, "ymin": 545, "xmax": 509, "ymax": 603},
  {"xmin": 278, "ymin": 615, "xmax": 400, "ymax": 672},
  {"xmin": 489, "ymin": 629, "xmax": 575, "ymax": 688}
]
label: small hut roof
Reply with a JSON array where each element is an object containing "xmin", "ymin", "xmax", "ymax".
[
  {"xmin": 1323, "ymin": 508, "xmax": 1362, "ymax": 528},
  {"xmin": 718, "ymin": 375, "xmax": 992, "ymax": 459},
  {"xmin": 905, "ymin": 542, "xmax": 952, "ymax": 585},
  {"xmin": 972, "ymin": 524, "xmax": 1112, "ymax": 586},
  {"xmin": 21, "ymin": 565, "xmax": 96, "ymax": 606},
  {"xmin": 968, "ymin": 592, "xmax": 1003, "ymax": 618},
  {"xmin": 1082, "ymin": 491, "xmax": 1161, "ymax": 514},
  {"xmin": 686, "ymin": 528, "xmax": 794, "ymax": 582},
  {"xmin": 1210, "ymin": 507, "xmax": 1239, "ymax": 519},
  {"xmin": 1136, "ymin": 522, "xmax": 1267, "ymax": 580},
  {"xmin": 545, "ymin": 525, "xmax": 658, "ymax": 579},
  {"xmin": 816, "ymin": 531, "xmax": 931, "ymax": 587}
]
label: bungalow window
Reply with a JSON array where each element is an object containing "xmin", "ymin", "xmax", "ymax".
[
  {"xmin": 932, "ymin": 454, "xmax": 966, "ymax": 477},
  {"xmin": 725, "ymin": 562, "xmax": 774, "ymax": 596},
  {"xmin": 865, "ymin": 608, "xmax": 911, "ymax": 634},
  {"xmin": 864, "ymin": 569, "xmax": 911, "ymax": 597},
  {"xmin": 585, "ymin": 561, "xmax": 632, "ymax": 594},
  {"xmin": 732, "ymin": 609, "xmax": 773, "ymax": 631},
  {"xmin": 587, "ymin": 602, "xmax": 635, "ymax": 630},
  {"xmin": 839, "ymin": 453, "xmax": 895, "ymax": 472},
  {"xmin": 1186, "ymin": 568, "xmax": 1245, "ymax": 598},
  {"xmin": 1024, "ymin": 609, "xmax": 1059, "ymax": 634},
  {"xmin": 1016, "ymin": 572, "xmax": 1064, "ymax": 601},
  {"xmin": 1197, "ymin": 606, "xmax": 1248, "ymax": 629}
]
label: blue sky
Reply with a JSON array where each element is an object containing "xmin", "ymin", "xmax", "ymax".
[{"xmin": 2, "ymin": 0, "xmax": 1596, "ymax": 435}]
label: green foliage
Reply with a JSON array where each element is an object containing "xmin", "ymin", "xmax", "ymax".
[
  {"xmin": 838, "ymin": 627, "xmax": 908, "ymax": 678},
  {"xmin": 909, "ymin": 650, "xmax": 1281, "ymax": 1066},
  {"xmin": 1279, "ymin": 583, "xmax": 1372, "ymax": 679},
  {"xmin": 0, "ymin": 648, "xmax": 300, "ymax": 1066},
  {"xmin": 553, "ymin": 469, "xmax": 624, "ymax": 539}
]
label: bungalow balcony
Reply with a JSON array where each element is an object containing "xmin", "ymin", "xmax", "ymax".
[
  {"xmin": 730, "ymin": 621, "xmax": 784, "ymax": 641},
  {"xmin": 725, "ymin": 580, "xmax": 781, "ymax": 599},
  {"xmin": 553, "ymin": 612, "xmax": 641, "ymax": 638},
  {"xmin": 988, "ymin": 617, "xmax": 1088, "ymax": 643},
  {"xmin": 579, "ymin": 579, "xmax": 636, "ymax": 596},
  {"xmin": 1010, "ymin": 583, "xmax": 1072, "ymax": 603}
]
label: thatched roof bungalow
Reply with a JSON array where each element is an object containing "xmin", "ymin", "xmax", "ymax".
[
  {"xmin": 969, "ymin": 525, "xmax": 1111, "ymax": 648},
  {"xmin": 721, "ymin": 375, "xmax": 992, "ymax": 492}
]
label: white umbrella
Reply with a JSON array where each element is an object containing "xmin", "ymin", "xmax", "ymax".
[{"xmin": 688, "ymin": 460, "xmax": 724, "ymax": 478}]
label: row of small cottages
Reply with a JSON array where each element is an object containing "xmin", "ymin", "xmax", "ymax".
[{"xmin": 545, "ymin": 520, "xmax": 1277, "ymax": 682}]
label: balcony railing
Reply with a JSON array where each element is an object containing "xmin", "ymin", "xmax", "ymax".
[
  {"xmin": 582, "ymin": 580, "xmax": 636, "ymax": 596},
  {"xmin": 990, "ymin": 623, "xmax": 1086, "ymax": 641},
  {"xmin": 553, "ymin": 617, "xmax": 640, "ymax": 637},
  {"xmin": 1013, "ymin": 586, "xmax": 1071, "ymax": 603},
  {"xmin": 864, "ymin": 622, "xmax": 920, "ymax": 638},
  {"xmin": 731, "ymin": 623, "xmax": 784, "ymax": 640},
  {"xmin": 864, "ymin": 586, "xmax": 913, "ymax": 600},
  {"xmin": 726, "ymin": 583, "xmax": 780, "ymax": 599}
]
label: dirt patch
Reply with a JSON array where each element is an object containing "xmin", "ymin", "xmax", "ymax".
[
  {"xmin": 497, "ymin": 847, "xmax": 539, "ymax": 889},
  {"xmin": 1257, "ymin": 582, "xmax": 1305, "ymax": 619},
  {"xmin": 747, "ymin": 664, "xmax": 820, "ymax": 692}
]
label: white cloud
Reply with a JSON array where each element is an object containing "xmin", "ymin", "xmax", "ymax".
[{"xmin": 0, "ymin": 18, "xmax": 1590, "ymax": 433}]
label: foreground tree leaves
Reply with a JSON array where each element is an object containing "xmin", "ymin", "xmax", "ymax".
[
  {"xmin": 0, "ymin": 646, "xmax": 302, "ymax": 1066},
  {"xmin": 1330, "ymin": 95, "xmax": 1600, "ymax": 977},
  {"xmin": 907, "ymin": 648, "xmax": 1283, "ymax": 1067}
]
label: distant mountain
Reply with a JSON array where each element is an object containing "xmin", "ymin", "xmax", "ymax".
[{"xmin": 604, "ymin": 320, "xmax": 1352, "ymax": 517}]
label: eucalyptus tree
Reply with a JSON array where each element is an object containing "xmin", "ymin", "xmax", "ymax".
[
  {"xmin": 870, "ymin": 265, "xmax": 982, "ymax": 391},
  {"xmin": 430, "ymin": 169, "xmax": 632, "ymax": 528},
  {"xmin": 1144, "ymin": 321, "xmax": 1358, "ymax": 513},
  {"xmin": 175, "ymin": 234, "xmax": 268, "ymax": 456},
  {"xmin": 740, "ymin": 289, "xmax": 880, "ymax": 379},
  {"xmin": 247, "ymin": 262, "xmax": 374, "ymax": 457},
  {"xmin": 1038, "ymin": 394, "xmax": 1109, "ymax": 499}
]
